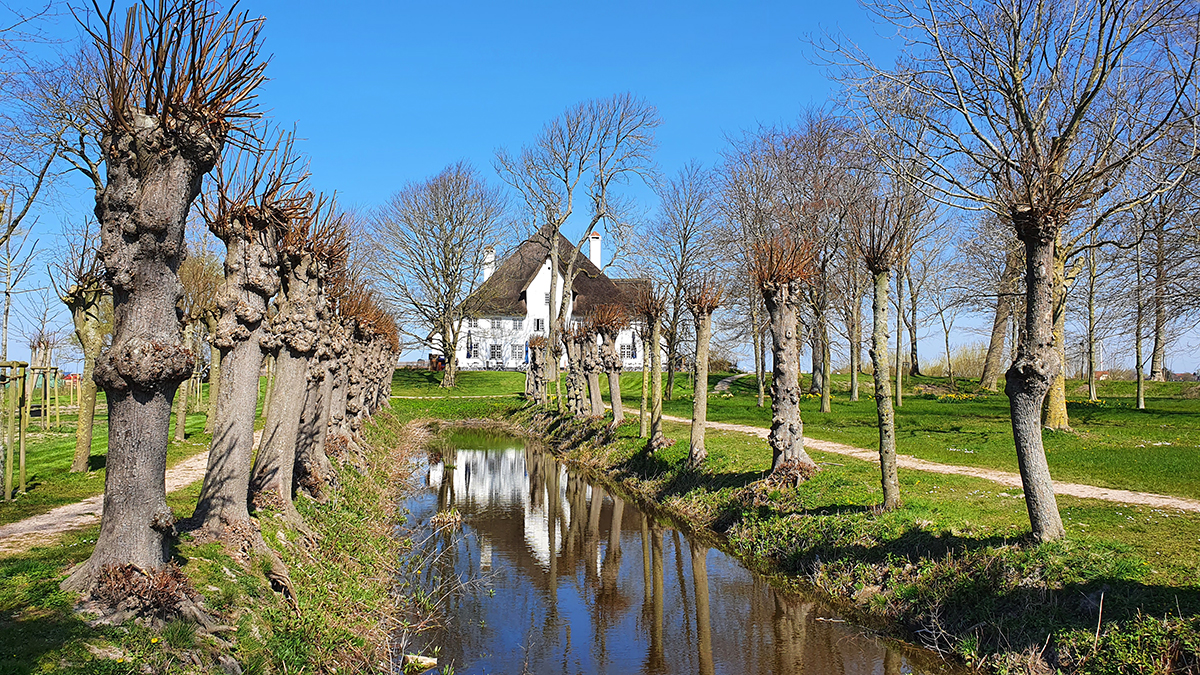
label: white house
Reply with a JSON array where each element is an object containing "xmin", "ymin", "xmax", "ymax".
[{"xmin": 453, "ymin": 227, "xmax": 649, "ymax": 371}]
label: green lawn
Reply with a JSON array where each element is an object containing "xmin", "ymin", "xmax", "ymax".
[
  {"xmin": 605, "ymin": 370, "xmax": 1200, "ymax": 501},
  {"xmin": 391, "ymin": 367, "xmax": 526, "ymax": 397}
]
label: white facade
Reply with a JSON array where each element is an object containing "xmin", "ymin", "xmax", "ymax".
[{"xmin": 455, "ymin": 256, "xmax": 646, "ymax": 371}]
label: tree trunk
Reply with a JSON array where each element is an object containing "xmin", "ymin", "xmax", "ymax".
[
  {"xmin": 1135, "ymin": 242, "xmax": 1146, "ymax": 410},
  {"xmin": 442, "ymin": 322, "xmax": 459, "ymax": 388},
  {"xmin": 649, "ymin": 317, "xmax": 665, "ymax": 447},
  {"xmin": 1005, "ymin": 214, "xmax": 1066, "ymax": 543},
  {"xmin": 1149, "ymin": 220, "xmax": 1167, "ymax": 381},
  {"xmin": 64, "ymin": 114, "xmax": 218, "ymax": 591},
  {"xmin": 194, "ymin": 336, "xmax": 263, "ymax": 530},
  {"xmin": 763, "ymin": 281, "xmax": 816, "ymax": 472},
  {"xmin": 294, "ymin": 356, "xmax": 332, "ymax": 500},
  {"xmin": 1086, "ymin": 240, "xmax": 1099, "ymax": 402},
  {"xmin": 250, "ymin": 253, "xmax": 321, "ymax": 527},
  {"xmin": 584, "ymin": 333, "xmax": 605, "ymax": 417},
  {"xmin": 173, "ymin": 322, "xmax": 194, "ymax": 442},
  {"xmin": 689, "ymin": 311, "xmax": 713, "ymax": 468},
  {"xmin": 980, "ymin": 248, "xmax": 1019, "ymax": 391},
  {"xmin": 848, "ymin": 311, "xmax": 860, "ymax": 402},
  {"xmin": 68, "ymin": 295, "xmax": 105, "ymax": 473},
  {"xmin": 894, "ymin": 270, "xmax": 904, "ymax": 407},
  {"xmin": 808, "ymin": 331, "xmax": 823, "ymax": 395},
  {"xmin": 601, "ymin": 331, "xmax": 623, "ymax": 426},
  {"xmin": 1043, "ymin": 247, "xmax": 1071, "ymax": 430},
  {"xmin": 639, "ymin": 329, "xmax": 649, "ymax": 437},
  {"xmin": 819, "ymin": 325, "xmax": 832, "ymax": 413},
  {"xmin": 869, "ymin": 270, "xmax": 900, "ymax": 511},
  {"xmin": 907, "ymin": 266, "xmax": 921, "ymax": 376},
  {"xmin": 942, "ymin": 313, "xmax": 956, "ymax": 391},
  {"xmin": 751, "ymin": 301, "xmax": 765, "ymax": 408},
  {"xmin": 204, "ymin": 314, "xmax": 221, "ymax": 434}
]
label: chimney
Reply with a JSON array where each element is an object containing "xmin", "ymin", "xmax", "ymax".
[
  {"xmin": 483, "ymin": 246, "xmax": 495, "ymax": 280},
  {"xmin": 588, "ymin": 231, "xmax": 602, "ymax": 267}
]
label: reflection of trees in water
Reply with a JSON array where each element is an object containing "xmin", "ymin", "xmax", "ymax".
[
  {"xmin": 416, "ymin": 439, "xmax": 918, "ymax": 675},
  {"xmin": 691, "ymin": 540, "xmax": 714, "ymax": 675}
]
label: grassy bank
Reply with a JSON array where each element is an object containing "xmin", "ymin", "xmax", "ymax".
[
  {"xmin": 520, "ymin": 405, "xmax": 1200, "ymax": 674},
  {"xmin": 0, "ymin": 398, "xmax": 452, "ymax": 674},
  {"xmin": 608, "ymin": 371, "xmax": 1200, "ymax": 500}
]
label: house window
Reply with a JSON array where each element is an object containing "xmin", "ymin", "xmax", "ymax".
[
  {"xmin": 467, "ymin": 317, "xmax": 479, "ymax": 329},
  {"xmin": 620, "ymin": 343, "xmax": 637, "ymax": 359},
  {"xmin": 489, "ymin": 344, "xmax": 503, "ymax": 360},
  {"xmin": 544, "ymin": 292, "xmax": 551, "ymax": 305},
  {"xmin": 513, "ymin": 318, "xmax": 523, "ymax": 331},
  {"xmin": 534, "ymin": 318, "xmax": 545, "ymax": 332},
  {"xmin": 511, "ymin": 342, "xmax": 524, "ymax": 359}
]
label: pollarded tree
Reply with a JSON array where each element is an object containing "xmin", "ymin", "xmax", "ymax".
[
  {"xmin": 251, "ymin": 196, "xmax": 347, "ymax": 527},
  {"xmin": 836, "ymin": 0, "xmax": 1200, "ymax": 541},
  {"xmin": 368, "ymin": 161, "xmax": 505, "ymax": 388},
  {"xmin": 686, "ymin": 277, "xmax": 723, "ymax": 468},
  {"xmin": 592, "ymin": 303, "xmax": 629, "ymax": 426},
  {"xmin": 193, "ymin": 130, "xmax": 307, "ymax": 547},
  {"xmin": 632, "ymin": 286, "xmax": 667, "ymax": 447},
  {"xmin": 847, "ymin": 191, "xmax": 906, "ymax": 511},
  {"xmin": 723, "ymin": 132, "xmax": 819, "ymax": 475},
  {"xmin": 64, "ymin": 0, "xmax": 268, "ymax": 592}
]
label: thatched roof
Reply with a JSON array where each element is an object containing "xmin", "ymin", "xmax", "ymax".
[{"xmin": 470, "ymin": 225, "xmax": 648, "ymax": 318}]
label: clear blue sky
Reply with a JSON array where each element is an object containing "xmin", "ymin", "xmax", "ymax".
[{"xmin": 19, "ymin": 1, "xmax": 1199, "ymax": 372}]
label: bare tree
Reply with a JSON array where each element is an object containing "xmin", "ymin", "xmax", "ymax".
[
  {"xmin": 592, "ymin": 304, "xmax": 629, "ymax": 426},
  {"xmin": 51, "ymin": 219, "xmax": 109, "ymax": 472},
  {"xmin": 835, "ymin": 0, "xmax": 1200, "ymax": 541},
  {"xmin": 686, "ymin": 277, "xmax": 723, "ymax": 468},
  {"xmin": 496, "ymin": 94, "xmax": 660, "ymax": 408},
  {"xmin": 368, "ymin": 161, "xmax": 505, "ymax": 387},
  {"xmin": 64, "ymin": 0, "xmax": 268, "ymax": 592},
  {"xmin": 645, "ymin": 161, "xmax": 719, "ymax": 401}
]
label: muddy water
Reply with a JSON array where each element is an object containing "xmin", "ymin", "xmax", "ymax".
[{"xmin": 400, "ymin": 429, "xmax": 944, "ymax": 674}]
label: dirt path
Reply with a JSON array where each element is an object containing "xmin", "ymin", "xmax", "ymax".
[
  {"xmin": 0, "ymin": 430, "xmax": 261, "ymax": 556},
  {"xmin": 391, "ymin": 394, "xmax": 519, "ymax": 399},
  {"xmin": 713, "ymin": 373, "xmax": 751, "ymax": 393},
  {"xmin": 666, "ymin": 413, "xmax": 1200, "ymax": 512}
]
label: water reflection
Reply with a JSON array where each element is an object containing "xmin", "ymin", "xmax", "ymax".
[{"xmin": 406, "ymin": 429, "xmax": 937, "ymax": 675}]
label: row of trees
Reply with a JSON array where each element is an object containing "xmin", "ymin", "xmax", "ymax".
[
  {"xmin": 2, "ymin": 2, "xmax": 404, "ymax": 605},
  {"xmin": 382, "ymin": 0, "xmax": 1200, "ymax": 546}
]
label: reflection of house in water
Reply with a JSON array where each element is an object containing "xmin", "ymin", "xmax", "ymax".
[{"xmin": 421, "ymin": 442, "xmax": 927, "ymax": 675}]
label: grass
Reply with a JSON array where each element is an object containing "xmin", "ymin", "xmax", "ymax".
[
  {"xmin": 0, "ymin": 379, "xmax": 274, "ymax": 527},
  {"xmin": 525, "ymin": 406, "xmax": 1200, "ymax": 673},
  {"xmin": 605, "ymin": 369, "xmax": 1200, "ymax": 500},
  {"xmin": 0, "ymin": 383, "xmax": 524, "ymax": 675},
  {"xmin": 391, "ymin": 368, "xmax": 525, "ymax": 397}
]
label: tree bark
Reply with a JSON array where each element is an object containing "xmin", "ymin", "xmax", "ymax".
[
  {"xmin": 1149, "ymin": 219, "xmax": 1167, "ymax": 381},
  {"xmin": 601, "ymin": 330, "xmax": 624, "ymax": 426},
  {"xmin": 1135, "ymin": 241, "xmax": 1146, "ymax": 410},
  {"xmin": 64, "ymin": 113, "xmax": 218, "ymax": 591},
  {"xmin": 980, "ymin": 247, "xmax": 1020, "ymax": 391},
  {"xmin": 250, "ymin": 253, "xmax": 321, "ymax": 527},
  {"xmin": 173, "ymin": 322, "xmax": 194, "ymax": 442},
  {"xmin": 688, "ymin": 310, "xmax": 713, "ymax": 468},
  {"xmin": 906, "ymin": 265, "xmax": 921, "ymax": 376},
  {"xmin": 67, "ymin": 290, "xmax": 106, "ymax": 473},
  {"xmin": 204, "ymin": 314, "xmax": 221, "ymax": 434},
  {"xmin": 763, "ymin": 281, "xmax": 817, "ymax": 472},
  {"xmin": 869, "ymin": 270, "xmax": 900, "ymax": 510},
  {"xmin": 584, "ymin": 332, "xmax": 605, "ymax": 417},
  {"xmin": 639, "ymin": 329, "xmax": 649, "ymax": 437},
  {"xmin": 649, "ymin": 317, "xmax": 665, "ymax": 447},
  {"xmin": 894, "ymin": 269, "xmax": 904, "ymax": 407},
  {"xmin": 1005, "ymin": 213, "xmax": 1066, "ymax": 542},
  {"xmin": 751, "ymin": 301, "xmax": 766, "ymax": 407},
  {"xmin": 819, "ymin": 325, "xmax": 832, "ymax": 413},
  {"xmin": 1043, "ymin": 247, "xmax": 1071, "ymax": 430}
]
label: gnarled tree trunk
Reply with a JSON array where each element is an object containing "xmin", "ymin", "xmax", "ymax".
[
  {"xmin": 688, "ymin": 309, "xmax": 713, "ymax": 468},
  {"xmin": 600, "ymin": 329, "xmax": 624, "ymax": 425},
  {"xmin": 762, "ymin": 281, "xmax": 816, "ymax": 472},
  {"xmin": 1005, "ymin": 212, "xmax": 1066, "ymax": 542},
  {"xmin": 65, "ymin": 113, "xmax": 219, "ymax": 591}
]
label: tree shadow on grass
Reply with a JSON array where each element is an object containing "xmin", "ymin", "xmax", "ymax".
[{"xmin": 0, "ymin": 545, "xmax": 95, "ymax": 675}]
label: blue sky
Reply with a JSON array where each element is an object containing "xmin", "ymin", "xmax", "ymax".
[{"xmin": 18, "ymin": 2, "xmax": 1199, "ymax": 372}]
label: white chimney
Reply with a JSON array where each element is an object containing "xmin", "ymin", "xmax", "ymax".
[
  {"xmin": 588, "ymin": 232, "xmax": 602, "ymax": 267},
  {"xmin": 483, "ymin": 246, "xmax": 495, "ymax": 280}
]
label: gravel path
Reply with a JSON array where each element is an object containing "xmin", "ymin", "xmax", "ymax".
[
  {"xmin": 0, "ymin": 430, "xmax": 262, "ymax": 556},
  {"xmin": 712, "ymin": 373, "xmax": 751, "ymax": 393},
  {"xmin": 666, "ymin": 413, "xmax": 1200, "ymax": 512}
]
